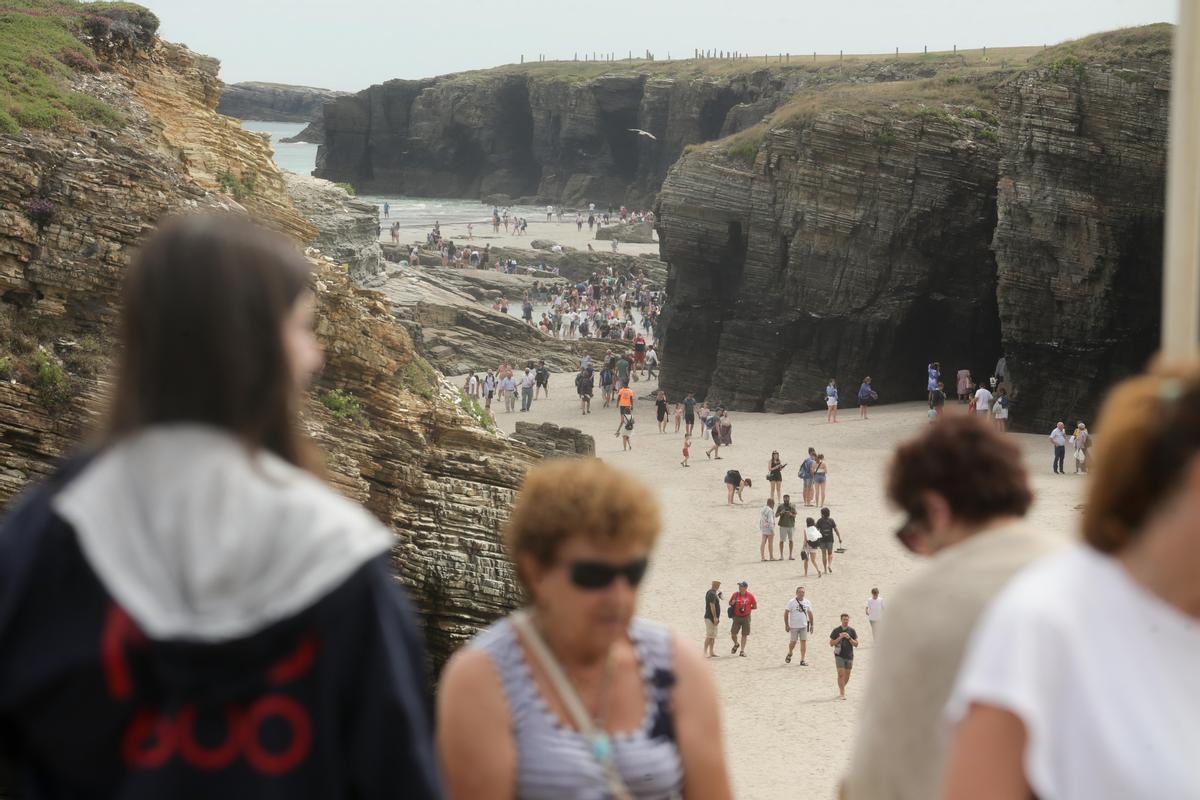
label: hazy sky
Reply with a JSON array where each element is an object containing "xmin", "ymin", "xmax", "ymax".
[{"xmin": 130, "ymin": 0, "xmax": 1178, "ymax": 92}]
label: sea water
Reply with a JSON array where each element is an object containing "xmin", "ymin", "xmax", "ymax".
[{"xmin": 239, "ymin": 119, "xmax": 554, "ymax": 230}]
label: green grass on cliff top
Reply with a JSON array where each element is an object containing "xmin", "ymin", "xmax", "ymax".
[
  {"xmin": 698, "ymin": 24, "xmax": 1173, "ymax": 166},
  {"xmin": 0, "ymin": 1, "xmax": 158, "ymax": 134}
]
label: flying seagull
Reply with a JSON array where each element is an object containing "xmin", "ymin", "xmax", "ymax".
[{"xmin": 627, "ymin": 128, "xmax": 657, "ymax": 140}]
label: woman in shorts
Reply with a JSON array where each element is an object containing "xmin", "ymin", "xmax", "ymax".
[
  {"xmin": 766, "ymin": 451, "xmax": 785, "ymax": 503},
  {"xmin": 826, "ymin": 379, "xmax": 839, "ymax": 423},
  {"xmin": 803, "ymin": 517, "xmax": 824, "ymax": 577},
  {"xmin": 724, "ymin": 471, "xmax": 751, "ymax": 505},
  {"xmin": 813, "ymin": 454, "xmax": 829, "ymax": 507},
  {"xmin": 656, "ymin": 391, "xmax": 669, "ymax": 433}
]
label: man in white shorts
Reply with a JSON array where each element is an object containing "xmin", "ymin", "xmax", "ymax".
[{"xmin": 784, "ymin": 586, "xmax": 814, "ymax": 665}]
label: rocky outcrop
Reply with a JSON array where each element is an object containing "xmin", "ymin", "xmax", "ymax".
[
  {"xmin": 284, "ymin": 173, "xmax": 385, "ymax": 284},
  {"xmin": 511, "ymin": 422, "xmax": 595, "ymax": 457},
  {"xmin": 0, "ymin": 3, "xmax": 559, "ymax": 675},
  {"xmin": 657, "ymin": 26, "xmax": 1171, "ymax": 430},
  {"xmin": 594, "ymin": 220, "xmax": 655, "ymax": 242},
  {"xmin": 658, "ymin": 108, "xmax": 1003, "ymax": 412},
  {"xmin": 217, "ymin": 80, "xmax": 347, "ymax": 122},
  {"xmin": 991, "ymin": 46, "xmax": 1170, "ymax": 431},
  {"xmin": 375, "ymin": 267, "xmax": 606, "ymax": 374},
  {"xmin": 314, "ymin": 58, "xmax": 980, "ymax": 207}
]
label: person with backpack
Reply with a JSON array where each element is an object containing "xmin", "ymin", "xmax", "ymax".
[
  {"xmin": 728, "ymin": 581, "xmax": 757, "ymax": 657},
  {"xmin": 534, "ymin": 361, "xmax": 550, "ymax": 399},
  {"xmin": 619, "ymin": 408, "xmax": 634, "ymax": 451},
  {"xmin": 798, "ymin": 447, "xmax": 817, "ymax": 506},
  {"xmin": 575, "ymin": 366, "xmax": 594, "ymax": 415}
]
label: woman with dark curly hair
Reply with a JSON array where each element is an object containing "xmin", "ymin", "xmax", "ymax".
[
  {"xmin": 943, "ymin": 364, "xmax": 1200, "ymax": 800},
  {"xmin": 841, "ymin": 414, "xmax": 1060, "ymax": 800},
  {"xmin": 438, "ymin": 459, "xmax": 732, "ymax": 800}
]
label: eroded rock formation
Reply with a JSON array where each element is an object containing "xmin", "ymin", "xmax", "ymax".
[
  {"xmin": 0, "ymin": 6, "xmax": 541, "ymax": 674},
  {"xmin": 217, "ymin": 80, "xmax": 347, "ymax": 123},
  {"xmin": 657, "ymin": 26, "xmax": 1171, "ymax": 431},
  {"xmin": 314, "ymin": 59, "xmax": 975, "ymax": 207},
  {"xmin": 658, "ymin": 110, "xmax": 1003, "ymax": 412},
  {"xmin": 991, "ymin": 53, "xmax": 1170, "ymax": 431},
  {"xmin": 284, "ymin": 173, "xmax": 385, "ymax": 284},
  {"xmin": 511, "ymin": 421, "xmax": 595, "ymax": 457}
]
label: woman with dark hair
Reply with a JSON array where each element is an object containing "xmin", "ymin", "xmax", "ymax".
[
  {"xmin": 766, "ymin": 450, "xmax": 786, "ymax": 503},
  {"xmin": 437, "ymin": 459, "xmax": 732, "ymax": 800},
  {"xmin": 0, "ymin": 215, "xmax": 442, "ymax": 799},
  {"xmin": 942, "ymin": 365, "xmax": 1200, "ymax": 800},
  {"xmin": 841, "ymin": 415, "xmax": 1059, "ymax": 800}
]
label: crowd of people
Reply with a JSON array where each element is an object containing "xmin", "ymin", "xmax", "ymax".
[{"xmin": 1, "ymin": 214, "xmax": 1195, "ymax": 800}]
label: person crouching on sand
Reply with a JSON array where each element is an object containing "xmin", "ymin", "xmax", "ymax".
[
  {"xmin": 437, "ymin": 459, "xmax": 733, "ymax": 799},
  {"xmin": 724, "ymin": 471, "xmax": 751, "ymax": 505}
]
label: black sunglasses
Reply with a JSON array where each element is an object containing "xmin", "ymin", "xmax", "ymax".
[{"xmin": 567, "ymin": 558, "xmax": 649, "ymax": 590}]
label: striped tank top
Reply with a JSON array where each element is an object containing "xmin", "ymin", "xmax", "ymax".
[{"xmin": 473, "ymin": 615, "xmax": 684, "ymax": 800}]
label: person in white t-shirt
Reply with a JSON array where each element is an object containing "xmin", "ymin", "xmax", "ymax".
[
  {"xmin": 973, "ymin": 385, "xmax": 992, "ymax": 414},
  {"xmin": 864, "ymin": 588, "xmax": 884, "ymax": 639},
  {"xmin": 783, "ymin": 586, "xmax": 814, "ymax": 665},
  {"xmin": 942, "ymin": 367, "xmax": 1200, "ymax": 800}
]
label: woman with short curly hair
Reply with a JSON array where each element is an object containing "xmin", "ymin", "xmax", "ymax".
[
  {"xmin": 943, "ymin": 363, "xmax": 1200, "ymax": 800},
  {"xmin": 438, "ymin": 458, "xmax": 732, "ymax": 800}
]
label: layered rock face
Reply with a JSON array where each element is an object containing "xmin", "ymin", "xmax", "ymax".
[
  {"xmin": 658, "ymin": 113, "xmax": 1003, "ymax": 411},
  {"xmin": 992, "ymin": 59, "xmax": 1170, "ymax": 431},
  {"xmin": 657, "ymin": 28, "xmax": 1171, "ymax": 429},
  {"xmin": 284, "ymin": 173, "xmax": 385, "ymax": 284},
  {"xmin": 511, "ymin": 421, "xmax": 595, "ymax": 457},
  {"xmin": 314, "ymin": 60, "xmax": 961, "ymax": 207},
  {"xmin": 217, "ymin": 80, "xmax": 347, "ymax": 122},
  {"xmin": 0, "ymin": 9, "xmax": 545, "ymax": 674}
]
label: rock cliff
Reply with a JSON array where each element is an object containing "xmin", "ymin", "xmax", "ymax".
[
  {"xmin": 991, "ymin": 32, "xmax": 1171, "ymax": 431},
  {"xmin": 656, "ymin": 26, "xmax": 1171, "ymax": 431},
  {"xmin": 314, "ymin": 58, "xmax": 984, "ymax": 207},
  {"xmin": 284, "ymin": 173, "xmax": 385, "ymax": 284},
  {"xmin": 217, "ymin": 80, "xmax": 347, "ymax": 122},
  {"xmin": 0, "ymin": 2, "xmax": 543, "ymax": 675}
]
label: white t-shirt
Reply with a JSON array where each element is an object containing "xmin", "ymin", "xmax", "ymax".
[
  {"xmin": 946, "ymin": 545, "xmax": 1200, "ymax": 799},
  {"xmin": 786, "ymin": 597, "xmax": 812, "ymax": 629},
  {"xmin": 973, "ymin": 387, "xmax": 993, "ymax": 412},
  {"xmin": 805, "ymin": 525, "xmax": 822, "ymax": 545},
  {"xmin": 865, "ymin": 596, "xmax": 885, "ymax": 622},
  {"xmin": 521, "ymin": 373, "xmax": 535, "ymax": 389},
  {"xmin": 1049, "ymin": 427, "xmax": 1067, "ymax": 446}
]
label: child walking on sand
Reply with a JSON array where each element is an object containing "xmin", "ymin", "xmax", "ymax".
[{"xmin": 681, "ymin": 434, "xmax": 691, "ymax": 467}]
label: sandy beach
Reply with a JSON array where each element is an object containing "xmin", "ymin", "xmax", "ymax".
[
  {"xmin": 387, "ymin": 215, "xmax": 663, "ymax": 259},
  {"xmin": 481, "ymin": 372, "xmax": 1086, "ymax": 800}
]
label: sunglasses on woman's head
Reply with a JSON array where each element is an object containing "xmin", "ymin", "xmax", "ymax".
[{"xmin": 567, "ymin": 558, "xmax": 649, "ymax": 590}]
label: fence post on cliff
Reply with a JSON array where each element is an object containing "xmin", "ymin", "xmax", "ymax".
[{"xmin": 1162, "ymin": 0, "xmax": 1200, "ymax": 358}]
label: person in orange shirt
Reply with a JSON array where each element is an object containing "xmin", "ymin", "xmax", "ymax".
[{"xmin": 613, "ymin": 385, "xmax": 635, "ymax": 437}]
